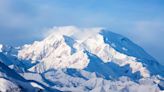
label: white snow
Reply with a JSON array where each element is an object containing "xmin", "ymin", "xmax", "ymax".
[
  {"xmin": 0, "ymin": 78, "xmax": 21, "ymax": 92},
  {"xmin": 0, "ymin": 26, "xmax": 163, "ymax": 92},
  {"xmin": 30, "ymin": 82, "xmax": 44, "ymax": 89},
  {"xmin": 0, "ymin": 44, "xmax": 3, "ymax": 52},
  {"xmin": 18, "ymin": 26, "xmax": 150, "ymax": 78}
]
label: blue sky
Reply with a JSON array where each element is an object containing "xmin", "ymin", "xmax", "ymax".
[{"xmin": 0, "ymin": 0, "xmax": 164, "ymax": 65}]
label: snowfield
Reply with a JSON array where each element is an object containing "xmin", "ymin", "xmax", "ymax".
[{"xmin": 0, "ymin": 26, "xmax": 163, "ymax": 92}]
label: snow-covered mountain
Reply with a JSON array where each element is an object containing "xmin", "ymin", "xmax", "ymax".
[
  {"xmin": 0, "ymin": 26, "xmax": 164, "ymax": 92},
  {"xmin": 0, "ymin": 60, "xmax": 40, "ymax": 92}
]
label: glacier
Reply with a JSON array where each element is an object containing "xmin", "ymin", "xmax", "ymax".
[{"xmin": 0, "ymin": 26, "xmax": 163, "ymax": 92}]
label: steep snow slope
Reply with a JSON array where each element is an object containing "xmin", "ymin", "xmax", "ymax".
[
  {"xmin": 0, "ymin": 45, "xmax": 29, "ymax": 73},
  {"xmin": 18, "ymin": 26, "xmax": 163, "ymax": 78},
  {"xmin": 0, "ymin": 46, "xmax": 62, "ymax": 92},
  {"xmin": 0, "ymin": 61, "xmax": 38, "ymax": 92},
  {"xmin": 0, "ymin": 60, "xmax": 62, "ymax": 92},
  {"xmin": 3, "ymin": 26, "xmax": 161, "ymax": 92},
  {"xmin": 100, "ymin": 30, "xmax": 163, "ymax": 75}
]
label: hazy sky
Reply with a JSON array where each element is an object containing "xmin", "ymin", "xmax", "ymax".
[{"xmin": 0, "ymin": 0, "xmax": 164, "ymax": 65}]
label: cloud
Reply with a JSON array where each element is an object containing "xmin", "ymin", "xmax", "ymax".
[
  {"xmin": 0, "ymin": 0, "xmax": 163, "ymax": 64},
  {"xmin": 43, "ymin": 26, "xmax": 103, "ymax": 42}
]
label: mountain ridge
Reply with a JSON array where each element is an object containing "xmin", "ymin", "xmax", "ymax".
[
  {"xmin": 18, "ymin": 26, "xmax": 163, "ymax": 77},
  {"xmin": 0, "ymin": 26, "xmax": 163, "ymax": 92}
]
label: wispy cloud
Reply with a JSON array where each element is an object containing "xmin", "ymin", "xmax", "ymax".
[{"xmin": 0, "ymin": 0, "xmax": 164, "ymax": 64}]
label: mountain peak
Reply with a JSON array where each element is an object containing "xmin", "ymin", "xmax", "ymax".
[
  {"xmin": 17, "ymin": 26, "xmax": 163, "ymax": 78},
  {"xmin": 0, "ymin": 26, "xmax": 163, "ymax": 91},
  {"xmin": 44, "ymin": 26, "xmax": 103, "ymax": 42}
]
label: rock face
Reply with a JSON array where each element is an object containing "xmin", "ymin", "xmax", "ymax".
[{"xmin": 0, "ymin": 26, "xmax": 164, "ymax": 92}]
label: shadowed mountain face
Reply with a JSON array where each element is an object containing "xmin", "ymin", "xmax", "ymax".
[
  {"xmin": 0, "ymin": 26, "xmax": 163, "ymax": 92},
  {"xmin": 0, "ymin": 61, "xmax": 37, "ymax": 92},
  {"xmin": 100, "ymin": 30, "xmax": 164, "ymax": 76}
]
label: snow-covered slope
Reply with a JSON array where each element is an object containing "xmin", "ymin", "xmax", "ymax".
[
  {"xmin": 0, "ymin": 45, "xmax": 62, "ymax": 92},
  {"xmin": 0, "ymin": 61, "xmax": 39, "ymax": 92},
  {"xmin": 0, "ymin": 26, "xmax": 164, "ymax": 92},
  {"xmin": 0, "ymin": 44, "xmax": 30, "ymax": 73},
  {"xmin": 18, "ymin": 26, "xmax": 163, "ymax": 78}
]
